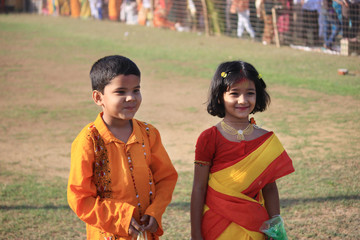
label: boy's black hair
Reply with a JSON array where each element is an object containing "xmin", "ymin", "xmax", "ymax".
[
  {"xmin": 90, "ymin": 55, "xmax": 141, "ymax": 93},
  {"xmin": 207, "ymin": 60, "xmax": 270, "ymax": 118}
]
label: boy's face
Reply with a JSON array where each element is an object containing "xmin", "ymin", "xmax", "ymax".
[{"xmin": 93, "ymin": 74, "xmax": 142, "ymax": 124}]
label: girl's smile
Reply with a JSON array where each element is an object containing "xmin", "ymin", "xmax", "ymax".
[{"xmin": 236, "ymin": 106, "xmax": 251, "ymax": 111}]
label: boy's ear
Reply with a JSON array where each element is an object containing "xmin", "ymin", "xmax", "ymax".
[{"xmin": 92, "ymin": 90, "xmax": 103, "ymax": 106}]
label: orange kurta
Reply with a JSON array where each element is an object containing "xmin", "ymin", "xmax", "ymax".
[{"xmin": 68, "ymin": 112, "xmax": 178, "ymax": 239}]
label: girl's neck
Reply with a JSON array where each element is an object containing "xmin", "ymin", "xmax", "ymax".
[{"xmin": 223, "ymin": 116, "xmax": 250, "ymax": 129}]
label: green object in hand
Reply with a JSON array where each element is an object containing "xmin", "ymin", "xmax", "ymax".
[{"xmin": 259, "ymin": 215, "xmax": 288, "ymax": 240}]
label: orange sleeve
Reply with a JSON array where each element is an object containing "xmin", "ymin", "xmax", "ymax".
[
  {"xmin": 67, "ymin": 129, "xmax": 135, "ymax": 236},
  {"xmin": 144, "ymin": 125, "xmax": 178, "ymax": 236}
]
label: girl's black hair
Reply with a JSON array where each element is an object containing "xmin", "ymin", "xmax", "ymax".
[
  {"xmin": 90, "ymin": 55, "xmax": 141, "ymax": 93},
  {"xmin": 207, "ymin": 60, "xmax": 270, "ymax": 118}
]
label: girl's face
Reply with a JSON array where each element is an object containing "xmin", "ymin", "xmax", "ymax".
[{"xmin": 223, "ymin": 78, "xmax": 256, "ymax": 121}]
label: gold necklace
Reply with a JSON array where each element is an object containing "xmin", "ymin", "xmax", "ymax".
[{"xmin": 221, "ymin": 120, "xmax": 254, "ymax": 140}]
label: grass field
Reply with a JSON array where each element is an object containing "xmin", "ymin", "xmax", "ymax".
[{"xmin": 0, "ymin": 14, "xmax": 359, "ymax": 239}]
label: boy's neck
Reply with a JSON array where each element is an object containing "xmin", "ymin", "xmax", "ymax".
[{"xmin": 102, "ymin": 115, "xmax": 133, "ymax": 143}]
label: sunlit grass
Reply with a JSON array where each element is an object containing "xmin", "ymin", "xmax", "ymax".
[{"xmin": 0, "ymin": 14, "xmax": 359, "ymax": 240}]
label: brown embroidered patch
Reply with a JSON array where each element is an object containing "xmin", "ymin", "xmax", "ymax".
[{"xmin": 88, "ymin": 124, "xmax": 112, "ymax": 199}]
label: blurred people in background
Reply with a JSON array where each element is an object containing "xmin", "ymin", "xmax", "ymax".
[
  {"xmin": 108, "ymin": 0, "xmax": 121, "ymax": 20},
  {"xmin": 16, "ymin": 0, "xmax": 358, "ymax": 51},
  {"xmin": 138, "ymin": 0, "xmax": 153, "ymax": 26},
  {"xmin": 187, "ymin": 0, "xmax": 198, "ymax": 31},
  {"xmin": 153, "ymin": 0, "xmax": 176, "ymax": 30},
  {"xmin": 254, "ymin": 0, "xmax": 265, "ymax": 41},
  {"xmin": 120, "ymin": 0, "xmax": 138, "ymax": 24},
  {"xmin": 89, "ymin": 0, "xmax": 102, "ymax": 19},
  {"xmin": 301, "ymin": 0, "xmax": 321, "ymax": 46},
  {"xmin": 292, "ymin": 0, "xmax": 303, "ymax": 43},
  {"xmin": 322, "ymin": 0, "xmax": 341, "ymax": 49},
  {"xmin": 47, "ymin": 0, "xmax": 59, "ymax": 15},
  {"xmin": 334, "ymin": 0, "xmax": 359, "ymax": 41},
  {"xmin": 277, "ymin": 0, "xmax": 292, "ymax": 44},
  {"xmin": 230, "ymin": 0, "xmax": 256, "ymax": 39},
  {"xmin": 260, "ymin": 0, "xmax": 275, "ymax": 44},
  {"xmin": 80, "ymin": 0, "xmax": 91, "ymax": 18},
  {"xmin": 191, "ymin": 0, "xmax": 205, "ymax": 31},
  {"xmin": 58, "ymin": 0, "xmax": 71, "ymax": 15},
  {"xmin": 70, "ymin": 0, "xmax": 80, "ymax": 17}
]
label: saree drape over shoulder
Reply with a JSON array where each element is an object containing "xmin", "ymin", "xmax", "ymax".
[{"xmin": 195, "ymin": 127, "xmax": 294, "ymax": 240}]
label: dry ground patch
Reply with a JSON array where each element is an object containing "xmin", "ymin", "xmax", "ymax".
[{"xmin": 1, "ymin": 14, "xmax": 359, "ymax": 239}]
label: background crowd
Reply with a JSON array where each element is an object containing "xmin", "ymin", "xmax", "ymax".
[{"xmin": 1, "ymin": 0, "xmax": 359, "ymax": 53}]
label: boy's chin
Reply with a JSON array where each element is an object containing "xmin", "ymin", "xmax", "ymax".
[{"xmin": 120, "ymin": 113, "xmax": 137, "ymax": 120}]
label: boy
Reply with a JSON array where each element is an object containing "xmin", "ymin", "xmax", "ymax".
[{"xmin": 67, "ymin": 55, "xmax": 178, "ymax": 240}]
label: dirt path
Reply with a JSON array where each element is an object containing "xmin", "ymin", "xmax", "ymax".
[{"xmin": 1, "ymin": 49, "xmax": 359, "ymax": 180}]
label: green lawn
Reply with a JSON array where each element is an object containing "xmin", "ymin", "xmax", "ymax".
[{"xmin": 0, "ymin": 14, "xmax": 359, "ymax": 239}]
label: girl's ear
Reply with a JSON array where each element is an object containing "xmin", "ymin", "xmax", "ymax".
[{"xmin": 92, "ymin": 90, "xmax": 103, "ymax": 106}]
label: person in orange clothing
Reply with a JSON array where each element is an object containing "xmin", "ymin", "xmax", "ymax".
[
  {"xmin": 67, "ymin": 55, "xmax": 178, "ymax": 240},
  {"xmin": 153, "ymin": 0, "xmax": 176, "ymax": 30},
  {"xmin": 70, "ymin": 0, "xmax": 80, "ymax": 17},
  {"xmin": 190, "ymin": 60, "xmax": 294, "ymax": 240},
  {"xmin": 108, "ymin": 0, "xmax": 122, "ymax": 20}
]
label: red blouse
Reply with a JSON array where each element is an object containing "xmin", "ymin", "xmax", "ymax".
[{"xmin": 195, "ymin": 126, "xmax": 273, "ymax": 173}]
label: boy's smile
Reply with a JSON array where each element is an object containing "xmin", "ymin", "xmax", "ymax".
[{"xmin": 93, "ymin": 74, "xmax": 142, "ymax": 126}]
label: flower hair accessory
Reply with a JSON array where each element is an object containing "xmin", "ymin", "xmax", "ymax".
[
  {"xmin": 221, "ymin": 71, "xmax": 228, "ymax": 78},
  {"xmin": 250, "ymin": 117, "xmax": 256, "ymax": 125},
  {"xmin": 258, "ymin": 73, "xmax": 262, "ymax": 79}
]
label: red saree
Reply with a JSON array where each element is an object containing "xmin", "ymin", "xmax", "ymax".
[{"xmin": 195, "ymin": 127, "xmax": 294, "ymax": 240}]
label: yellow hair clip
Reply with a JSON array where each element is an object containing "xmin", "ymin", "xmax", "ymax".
[
  {"xmin": 258, "ymin": 73, "xmax": 262, "ymax": 79},
  {"xmin": 221, "ymin": 72, "xmax": 228, "ymax": 78}
]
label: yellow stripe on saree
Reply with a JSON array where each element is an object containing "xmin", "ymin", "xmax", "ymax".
[
  {"xmin": 209, "ymin": 134, "xmax": 285, "ymax": 196},
  {"xmin": 202, "ymin": 133, "xmax": 289, "ymax": 240}
]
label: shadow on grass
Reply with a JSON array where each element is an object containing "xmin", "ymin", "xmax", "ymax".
[
  {"xmin": 281, "ymin": 195, "xmax": 360, "ymax": 207},
  {"xmin": 0, "ymin": 204, "xmax": 70, "ymax": 210},
  {"xmin": 168, "ymin": 194, "xmax": 360, "ymax": 211},
  {"xmin": 2, "ymin": 195, "xmax": 357, "ymax": 212}
]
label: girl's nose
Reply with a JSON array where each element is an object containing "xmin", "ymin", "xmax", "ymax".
[{"xmin": 238, "ymin": 94, "xmax": 246, "ymax": 104}]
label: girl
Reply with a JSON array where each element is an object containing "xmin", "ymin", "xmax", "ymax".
[{"xmin": 191, "ymin": 60, "xmax": 294, "ymax": 240}]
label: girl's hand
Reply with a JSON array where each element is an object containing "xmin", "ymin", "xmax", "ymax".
[
  {"xmin": 141, "ymin": 215, "xmax": 159, "ymax": 233},
  {"xmin": 128, "ymin": 217, "xmax": 144, "ymax": 238}
]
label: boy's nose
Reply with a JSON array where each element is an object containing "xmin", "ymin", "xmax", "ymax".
[{"xmin": 126, "ymin": 94, "xmax": 136, "ymax": 101}]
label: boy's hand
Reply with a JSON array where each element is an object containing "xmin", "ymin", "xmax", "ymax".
[
  {"xmin": 128, "ymin": 217, "xmax": 144, "ymax": 238},
  {"xmin": 140, "ymin": 215, "xmax": 159, "ymax": 233}
]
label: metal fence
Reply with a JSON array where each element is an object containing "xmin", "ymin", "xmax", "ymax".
[{"xmin": 2, "ymin": 0, "xmax": 359, "ymax": 56}]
